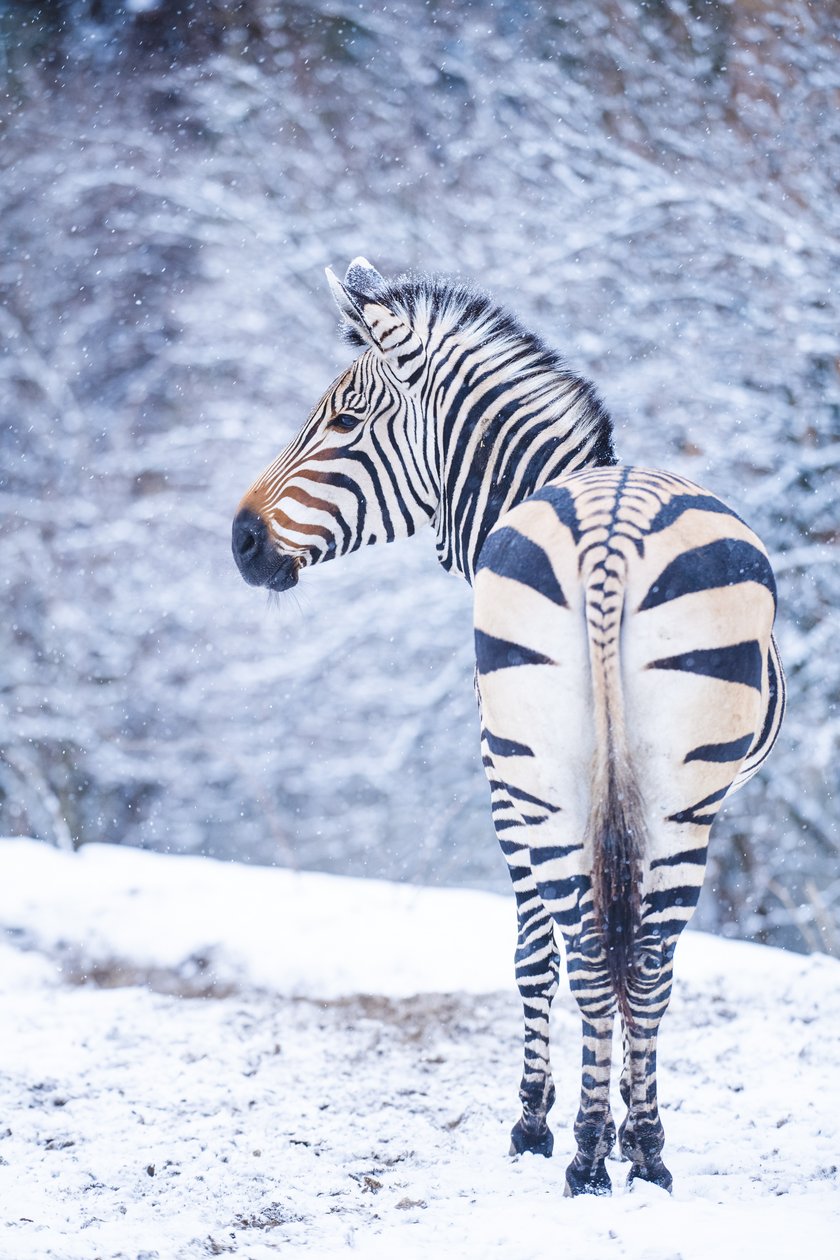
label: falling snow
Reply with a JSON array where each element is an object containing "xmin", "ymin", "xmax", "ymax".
[{"xmin": 1, "ymin": 1, "xmax": 838, "ymax": 949}]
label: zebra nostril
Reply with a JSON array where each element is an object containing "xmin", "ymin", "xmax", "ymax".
[
  {"xmin": 239, "ymin": 529, "xmax": 258, "ymax": 558},
  {"xmin": 232, "ymin": 507, "xmax": 270, "ymax": 581}
]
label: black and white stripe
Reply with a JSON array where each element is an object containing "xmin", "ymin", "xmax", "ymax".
[{"xmin": 232, "ymin": 259, "xmax": 785, "ymax": 1197}]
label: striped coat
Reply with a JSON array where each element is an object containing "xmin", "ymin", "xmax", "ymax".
[{"xmin": 232, "ymin": 259, "xmax": 784, "ymax": 1195}]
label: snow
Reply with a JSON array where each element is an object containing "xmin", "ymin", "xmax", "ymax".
[
  {"xmin": 1, "ymin": 840, "xmax": 838, "ymax": 1259},
  {"xmin": 0, "ymin": 839, "xmax": 513, "ymax": 1001}
]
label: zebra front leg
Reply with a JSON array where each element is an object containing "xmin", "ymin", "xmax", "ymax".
[
  {"xmin": 509, "ymin": 879, "xmax": 560, "ymax": 1157},
  {"xmin": 563, "ymin": 934, "xmax": 617, "ymax": 1196},
  {"xmin": 479, "ymin": 723, "xmax": 560, "ymax": 1157},
  {"xmin": 508, "ymin": 887, "xmax": 561, "ymax": 1154},
  {"xmin": 617, "ymin": 1016, "xmax": 633, "ymax": 1161}
]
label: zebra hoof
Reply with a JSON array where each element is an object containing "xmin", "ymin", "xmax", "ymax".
[
  {"xmin": 563, "ymin": 1160, "xmax": 612, "ymax": 1196},
  {"xmin": 627, "ymin": 1161, "xmax": 673, "ymax": 1193},
  {"xmin": 509, "ymin": 1119, "xmax": 554, "ymax": 1158}
]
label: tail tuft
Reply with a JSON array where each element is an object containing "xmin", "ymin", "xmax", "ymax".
[{"xmin": 589, "ymin": 737, "xmax": 645, "ymax": 1028}]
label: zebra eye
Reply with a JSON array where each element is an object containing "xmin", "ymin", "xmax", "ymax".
[{"xmin": 330, "ymin": 413, "xmax": 361, "ymax": 431}]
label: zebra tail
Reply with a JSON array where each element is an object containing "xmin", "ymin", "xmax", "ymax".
[{"xmin": 584, "ymin": 566, "xmax": 645, "ymax": 1029}]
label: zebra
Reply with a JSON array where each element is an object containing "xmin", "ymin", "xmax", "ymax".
[{"xmin": 231, "ymin": 258, "xmax": 784, "ymax": 1196}]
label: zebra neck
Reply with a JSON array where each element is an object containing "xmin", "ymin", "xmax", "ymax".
[{"xmin": 431, "ymin": 373, "xmax": 615, "ymax": 583}]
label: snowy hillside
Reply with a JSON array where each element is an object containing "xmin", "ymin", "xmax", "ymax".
[{"xmin": 1, "ymin": 840, "xmax": 838, "ymax": 1259}]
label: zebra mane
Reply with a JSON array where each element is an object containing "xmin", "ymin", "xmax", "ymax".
[{"xmin": 338, "ymin": 271, "xmax": 615, "ymax": 464}]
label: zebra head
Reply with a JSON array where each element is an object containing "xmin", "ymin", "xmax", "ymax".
[
  {"xmin": 232, "ymin": 258, "xmax": 437, "ymax": 592},
  {"xmin": 234, "ymin": 258, "xmax": 615, "ymax": 589}
]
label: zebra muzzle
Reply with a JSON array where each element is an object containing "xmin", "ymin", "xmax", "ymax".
[
  {"xmin": 266, "ymin": 554, "xmax": 300, "ymax": 592},
  {"xmin": 232, "ymin": 508, "xmax": 299, "ymax": 591}
]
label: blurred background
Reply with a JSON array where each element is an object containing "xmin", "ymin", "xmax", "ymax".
[{"xmin": 0, "ymin": 0, "xmax": 837, "ymax": 953}]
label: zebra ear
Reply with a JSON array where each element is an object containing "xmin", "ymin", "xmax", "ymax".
[
  {"xmin": 325, "ymin": 265, "xmax": 371, "ymax": 340},
  {"xmin": 343, "ymin": 256, "xmax": 387, "ymax": 299},
  {"xmin": 325, "ymin": 265, "xmax": 424, "ymax": 386}
]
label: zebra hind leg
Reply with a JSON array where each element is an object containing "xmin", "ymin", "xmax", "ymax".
[
  {"xmin": 619, "ymin": 934, "xmax": 677, "ymax": 1192},
  {"xmin": 509, "ymin": 884, "xmax": 560, "ymax": 1158},
  {"xmin": 563, "ymin": 937, "xmax": 617, "ymax": 1196}
]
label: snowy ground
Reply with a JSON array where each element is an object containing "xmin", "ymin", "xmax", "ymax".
[{"xmin": 1, "ymin": 841, "xmax": 838, "ymax": 1260}]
